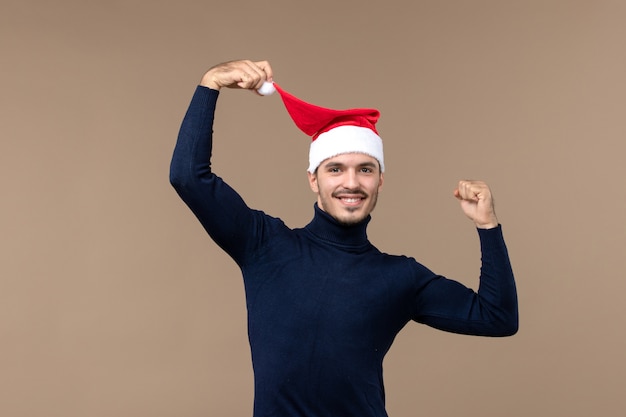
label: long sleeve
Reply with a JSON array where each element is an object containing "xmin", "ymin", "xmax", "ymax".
[
  {"xmin": 411, "ymin": 225, "xmax": 519, "ymax": 337},
  {"xmin": 169, "ymin": 86, "xmax": 262, "ymax": 265}
]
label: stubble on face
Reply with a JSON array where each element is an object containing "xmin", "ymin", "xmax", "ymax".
[
  {"xmin": 308, "ymin": 154, "xmax": 384, "ymax": 226},
  {"xmin": 321, "ymin": 186, "xmax": 378, "ymax": 225}
]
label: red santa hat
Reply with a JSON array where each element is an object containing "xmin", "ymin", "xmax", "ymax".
[{"xmin": 258, "ymin": 81, "xmax": 384, "ymax": 173}]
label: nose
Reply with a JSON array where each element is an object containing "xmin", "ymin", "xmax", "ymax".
[{"xmin": 343, "ymin": 169, "xmax": 359, "ymax": 190}]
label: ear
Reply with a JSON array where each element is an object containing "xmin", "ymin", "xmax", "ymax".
[
  {"xmin": 307, "ymin": 171, "xmax": 319, "ymax": 193},
  {"xmin": 378, "ymin": 173, "xmax": 384, "ymax": 192}
]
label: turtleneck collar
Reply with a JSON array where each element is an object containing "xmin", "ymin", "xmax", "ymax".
[{"xmin": 304, "ymin": 203, "xmax": 372, "ymax": 250}]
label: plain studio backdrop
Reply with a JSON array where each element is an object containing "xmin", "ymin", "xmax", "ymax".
[{"xmin": 1, "ymin": 1, "xmax": 625, "ymax": 416}]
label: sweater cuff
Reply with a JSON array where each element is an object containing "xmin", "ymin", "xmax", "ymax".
[
  {"xmin": 192, "ymin": 84, "xmax": 220, "ymax": 108},
  {"xmin": 477, "ymin": 224, "xmax": 507, "ymax": 253}
]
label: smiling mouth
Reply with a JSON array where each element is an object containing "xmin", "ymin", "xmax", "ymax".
[{"xmin": 336, "ymin": 195, "xmax": 366, "ymax": 206}]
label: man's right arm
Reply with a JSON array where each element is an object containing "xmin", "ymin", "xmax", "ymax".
[{"xmin": 169, "ymin": 60, "xmax": 273, "ymax": 264}]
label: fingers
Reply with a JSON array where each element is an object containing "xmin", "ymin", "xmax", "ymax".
[
  {"xmin": 453, "ymin": 180, "xmax": 499, "ymax": 229},
  {"xmin": 253, "ymin": 60, "xmax": 273, "ymax": 83},
  {"xmin": 453, "ymin": 180, "xmax": 491, "ymax": 202},
  {"xmin": 236, "ymin": 60, "xmax": 269, "ymax": 90},
  {"xmin": 200, "ymin": 59, "xmax": 274, "ymax": 91}
]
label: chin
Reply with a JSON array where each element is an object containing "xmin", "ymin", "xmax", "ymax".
[
  {"xmin": 334, "ymin": 211, "xmax": 367, "ymax": 226},
  {"xmin": 318, "ymin": 198, "xmax": 373, "ymax": 226}
]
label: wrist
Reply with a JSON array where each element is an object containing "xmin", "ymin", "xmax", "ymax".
[
  {"xmin": 200, "ymin": 72, "xmax": 221, "ymax": 90},
  {"xmin": 476, "ymin": 222, "xmax": 499, "ymax": 230},
  {"xmin": 475, "ymin": 218, "xmax": 499, "ymax": 229},
  {"xmin": 474, "ymin": 214, "xmax": 499, "ymax": 229}
]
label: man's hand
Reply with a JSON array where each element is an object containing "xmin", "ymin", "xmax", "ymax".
[
  {"xmin": 453, "ymin": 180, "xmax": 499, "ymax": 229},
  {"xmin": 200, "ymin": 59, "xmax": 273, "ymax": 93}
]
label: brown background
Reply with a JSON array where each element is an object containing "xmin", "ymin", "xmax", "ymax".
[{"xmin": 2, "ymin": 1, "xmax": 625, "ymax": 416}]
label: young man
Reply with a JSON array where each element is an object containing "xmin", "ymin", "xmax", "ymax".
[{"xmin": 170, "ymin": 59, "xmax": 518, "ymax": 417}]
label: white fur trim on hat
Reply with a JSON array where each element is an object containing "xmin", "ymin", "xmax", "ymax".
[{"xmin": 308, "ymin": 125, "xmax": 384, "ymax": 173}]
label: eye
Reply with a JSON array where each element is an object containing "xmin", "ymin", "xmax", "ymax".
[{"xmin": 360, "ymin": 167, "xmax": 374, "ymax": 173}]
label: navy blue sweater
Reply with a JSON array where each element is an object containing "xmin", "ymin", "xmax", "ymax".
[{"xmin": 170, "ymin": 86, "xmax": 518, "ymax": 417}]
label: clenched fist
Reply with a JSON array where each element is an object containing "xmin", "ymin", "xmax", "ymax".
[
  {"xmin": 200, "ymin": 59, "xmax": 274, "ymax": 93},
  {"xmin": 453, "ymin": 180, "xmax": 499, "ymax": 229}
]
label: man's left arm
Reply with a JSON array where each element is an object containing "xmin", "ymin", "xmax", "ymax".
[{"xmin": 412, "ymin": 181, "xmax": 518, "ymax": 336}]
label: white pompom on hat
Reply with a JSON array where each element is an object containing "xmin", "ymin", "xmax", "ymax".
[
  {"xmin": 258, "ymin": 81, "xmax": 384, "ymax": 173},
  {"xmin": 257, "ymin": 81, "xmax": 276, "ymax": 96}
]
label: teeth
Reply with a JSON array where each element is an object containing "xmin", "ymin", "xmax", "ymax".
[{"xmin": 343, "ymin": 198, "xmax": 360, "ymax": 203}]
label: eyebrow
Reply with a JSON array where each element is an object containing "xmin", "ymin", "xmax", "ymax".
[
  {"xmin": 323, "ymin": 161, "xmax": 378, "ymax": 170},
  {"xmin": 359, "ymin": 162, "xmax": 378, "ymax": 169}
]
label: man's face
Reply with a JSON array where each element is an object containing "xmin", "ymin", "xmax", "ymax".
[{"xmin": 307, "ymin": 153, "xmax": 384, "ymax": 226}]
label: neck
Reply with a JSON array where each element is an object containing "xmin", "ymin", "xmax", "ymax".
[{"xmin": 304, "ymin": 203, "xmax": 371, "ymax": 250}]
